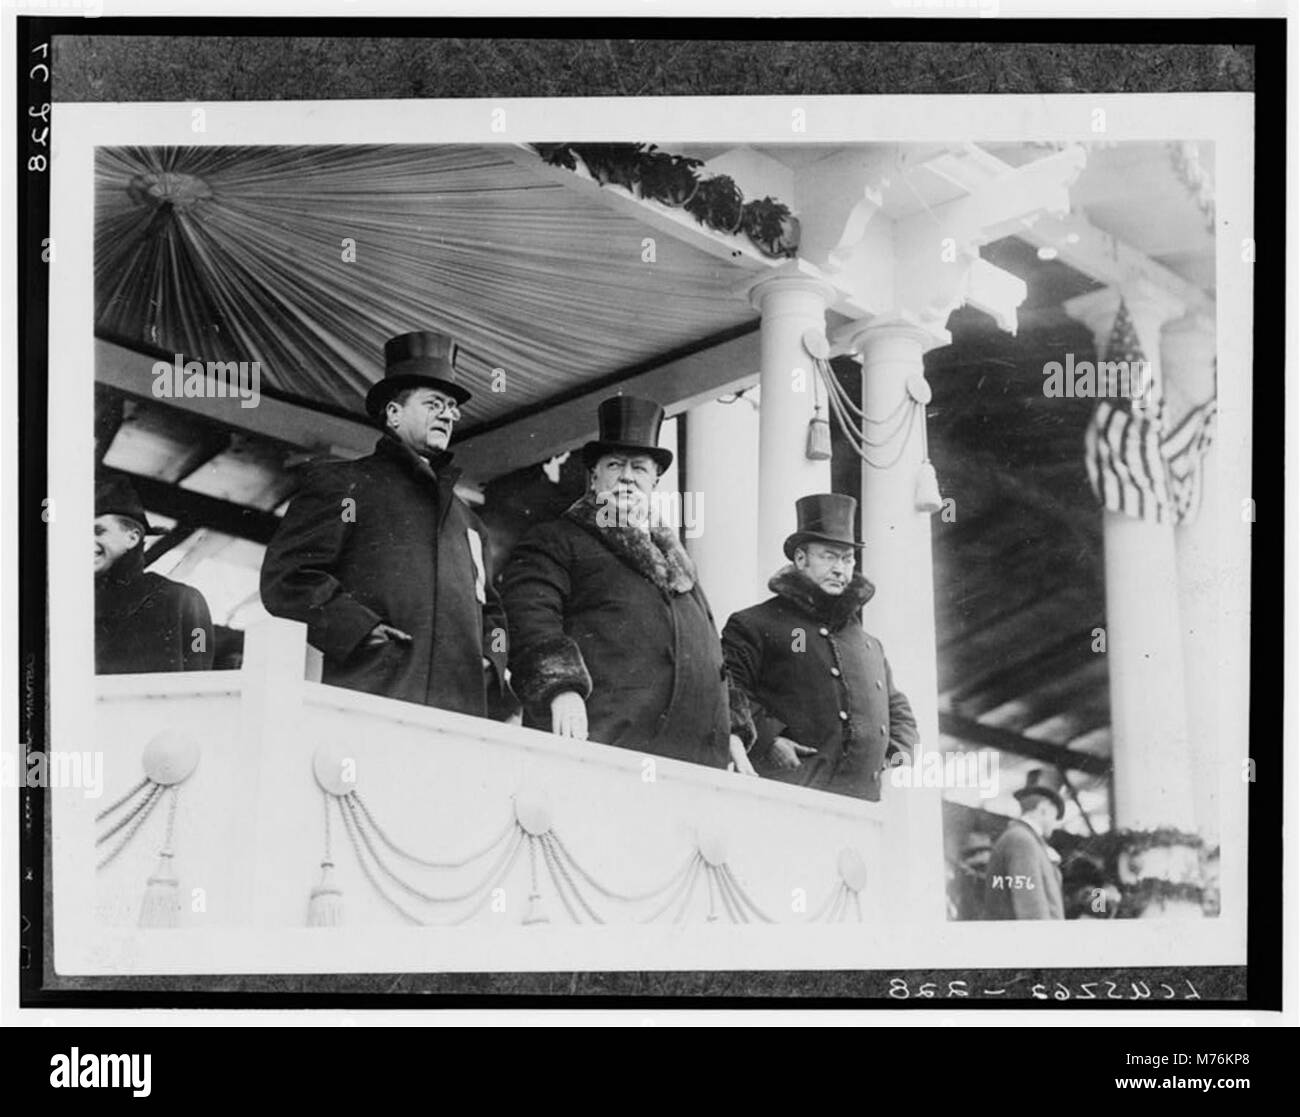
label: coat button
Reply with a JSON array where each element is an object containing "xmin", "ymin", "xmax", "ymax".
[
  {"xmin": 819, "ymin": 627, "xmax": 829, "ymax": 637},
  {"xmin": 875, "ymin": 679, "xmax": 883, "ymax": 690},
  {"xmin": 839, "ymin": 710, "xmax": 849, "ymax": 721},
  {"xmin": 880, "ymin": 724, "xmax": 888, "ymax": 735},
  {"xmin": 830, "ymin": 667, "xmax": 841, "ymax": 677}
]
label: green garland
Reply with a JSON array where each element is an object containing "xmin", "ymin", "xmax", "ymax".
[
  {"xmin": 1075, "ymin": 827, "xmax": 1207, "ymax": 917},
  {"xmin": 1116, "ymin": 878, "xmax": 1206, "ymax": 919},
  {"xmin": 1087, "ymin": 826, "xmax": 1204, "ymax": 861},
  {"xmin": 533, "ymin": 143, "xmax": 801, "ymax": 259}
]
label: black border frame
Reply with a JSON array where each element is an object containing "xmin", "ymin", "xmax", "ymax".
[{"xmin": 14, "ymin": 16, "xmax": 1286, "ymax": 1011}]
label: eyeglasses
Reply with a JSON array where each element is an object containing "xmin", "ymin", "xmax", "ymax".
[{"xmin": 423, "ymin": 399, "xmax": 461, "ymax": 421}]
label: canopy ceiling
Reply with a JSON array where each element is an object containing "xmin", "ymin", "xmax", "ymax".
[{"xmin": 95, "ymin": 143, "xmax": 758, "ymax": 429}]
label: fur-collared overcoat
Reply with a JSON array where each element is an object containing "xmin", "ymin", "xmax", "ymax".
[
  {"xmin": 500, "ymin": 494, "xmax": 731, "ymax": 768},
  {"xmin": 722, "ymin": 566, "xmax": 918, "ymax": 802},
  {"xmin": 259, "ymin": 433, "xmax": 507, "ymax": 716}
]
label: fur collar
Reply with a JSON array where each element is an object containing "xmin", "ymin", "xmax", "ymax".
[
  {"xmin": 768, "ymin": 564, "xmax": 875, "ymax": 630},
  {"xmin": 564, "ymin": 492, "xmax": 697, "ymax": 595}
]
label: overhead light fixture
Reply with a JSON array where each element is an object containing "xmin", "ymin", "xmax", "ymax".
[{"xmin": 1037, "ymin": 245, "xmax": 1059, "ymax": 261}]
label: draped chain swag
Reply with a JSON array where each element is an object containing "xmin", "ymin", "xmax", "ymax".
[{"xmin": 95, "ymin": 145, "xmax": 754, "ymax": 424}]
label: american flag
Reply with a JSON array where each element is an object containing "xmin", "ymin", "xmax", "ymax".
[{"xmin": 1083, "ymin": 301, "xmax": 1216, "ymax": 525}]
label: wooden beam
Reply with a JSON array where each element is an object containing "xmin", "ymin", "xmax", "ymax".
[
  {"xmin": 939, "ymin": 712, "xmax": 1110, "ymax": 777},
  {"xmin": 95, "ymin": 338, "xmax": 378, "ymax": 460},
  {"xmin": 95, "ymin": 385, "xmax": 125, "ymax": 465},
  {"xmin": 143, "ymin": 523, "xmax": 198, "ymax": 566},
  {"xmin": 946, "ymin": 625, "xmax": 1100, "ymax": 711},
  {"xmin": 938, "ymin": 143, "xmax": 1213, "ymax": 315},
  {"xmin": 113, "ymin": 469, "xmax": 283, "ymax": 545},
  {"xmin": 451, "ymin": 329, "xmax": 762, "ymax": 485}
]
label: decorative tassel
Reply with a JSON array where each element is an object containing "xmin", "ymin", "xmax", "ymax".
[
  {"xmin": 806, "ymin": 350, "xmax": 834, "ymax": 461},
  {"xmin": 806, "ymin": 411, "xmax": 833, "ymax": 461},
  {"xmin": 522, "ymin": 891, "xmax": 550, "ymax": 925},
  {"xmin": 138, "ymin": 852, "xmax": 181, "ymax": 929},
  {"xmin": 914, "ymin": 459, "xmax": 943, "ymax": 514},
  {"xmin": 307, "ymin": 861, "xmax": 344, "ymax": 927}
]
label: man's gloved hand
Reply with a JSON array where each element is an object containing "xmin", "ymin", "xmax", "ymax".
[
  {"xmin": 550, "ymin": 691, "xmax": 588, "ymax": 740},
  {"xmin": 770, "ymin": 736, "xmax": 817, "ymax": 771}
]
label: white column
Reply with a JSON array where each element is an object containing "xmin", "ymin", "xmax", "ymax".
[
  {"xmin": 846, "ymin": 315, "xmax": 949, "ymax": 924},
  {"xmin": 1065, "ymin": 283, "xmax": 1203, "ymax": 915},
  {"xmin": 749, "ymin": 274, "xmax": 835, "ymax": 595},
  {"xmin": 1160, "ymin": 313, "xmax": 1219, "ymax": 845},
  {"xmin": 685, "ymin": 394, "xmax": 760, "ymax": 629}
]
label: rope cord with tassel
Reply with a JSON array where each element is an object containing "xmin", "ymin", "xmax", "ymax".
[
  {"xmin": 96, "ymin": 783, "xmax": 166, "ymax": 870},
  {"xmin": 815, "ymin": 356, "xmax": 920, "ymax": 468},
  {"xmin": 333, "ymin": 793, "xmax": 527, "ymax": 927},
  {"xmin": 138, "ymin": 788, "xmax": 182, "ymax": 928},
  {"xmin": 350, "ymin": 791, "xmax": 515, "ymax": 868},
  {"xmin": 342, "ymin": 793, "xmax": 523, "ymax": 905}
]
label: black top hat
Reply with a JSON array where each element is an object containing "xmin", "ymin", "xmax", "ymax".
[
  {"xmin": 1013, "ymin": 768, "xmax": 1066, "ymax": 820},
  {"xmin": 581, "ymin": 396, "xmax": 673, "ymax": 473},
  {"xmin": 364, "ymin": 330, "xmax": 472, "ymax": 421},
  {"xmin": 783, "ymin": 493, "xmax": 864, "ymax": 560},
  {"xmin": 94, "ymin": 475, "xmax": 158, "ymax": 535}
]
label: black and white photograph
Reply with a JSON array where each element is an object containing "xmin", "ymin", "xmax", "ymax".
[{"xmin": 5, "ymin": 6, "xmax": 1293, "ymax": 1049}]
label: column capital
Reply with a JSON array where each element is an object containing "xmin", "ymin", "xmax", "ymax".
[
  {"xmin": 833, "ymin": 312, "xmax": 950, "ymax": 357},
  {"xmin": 745, "ymin": 262, "xmax": 838, "ymax": 313},
  {"xmin": 1064, "ymin": 277, "xmax": 1186, "ymax": 351},
  {"xmin": 1161, "ymin": 309, "xmax": 1216, "ymax": 345}
]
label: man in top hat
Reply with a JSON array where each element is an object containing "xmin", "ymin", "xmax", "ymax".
[
  {"xmin": 95, "ymin": 475, "xmax": 214, "ymax": 674},
  {"xmin": 722, "ymin": 493, "xmax": 918, "ymax": 802},
  {"xmin": 501, "ymin": 396, "xmax": 741, "ymax": 770},
  {"xmin": 983, "ymin": 768, "xmax": 1066, "ymax": 920},
  {"xmin": 260, "ymin": 330, "xmax": 507, "ymax": 715}
]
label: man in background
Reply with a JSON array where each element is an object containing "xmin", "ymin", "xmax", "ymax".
[
  {"xmin": 983, "ymin": 768, "xmax": 1066, "ymax": 920},
  {"xmin": 95, "ymin": 475, "xmax": 214, "ymax": 674}
]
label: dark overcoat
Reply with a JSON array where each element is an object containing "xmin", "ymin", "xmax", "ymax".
[
  {"xmin": 96, "ymin": 546, "xmax": 215, "ymax": 674},
  {"xmin": 983, "ymin": 819, "xmax": 1064, "ymax": 920},
  {"xmin": 722, "ymin": 567, "xmax": 918, "ymax": 802},
  {"xmin": 500, "ymin": 494, "xmax": 730, "ymax": 768},
  {"xmin": 259, "ymin": 433, "xmax": 507, "ymax": 716}
]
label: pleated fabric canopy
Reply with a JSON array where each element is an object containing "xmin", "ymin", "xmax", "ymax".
[{"xmin": 95, "ymin": 144, "xmax": 758, "ymax": 427}]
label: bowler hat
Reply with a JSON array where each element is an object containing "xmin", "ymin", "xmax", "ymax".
[
  {"xmin": 365, "ymin": 330, "xmax": 472, "ymax": 420},
  {"xmin": 783, "ymin": 493, "xmax": 863, "ymax": 560},
  {"xmin": 95, "ymin": 475, "xmax": 158, "ymax": 535},
  {"xmin": 581, "ymin": 396, "xmax": 673, "ymax": 473},
  {"xmin": 1013, "ymin": 767, "xmax": 1066, "ymax": 820}
]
